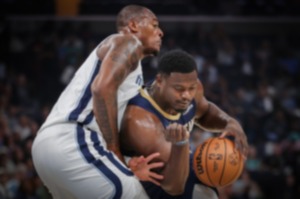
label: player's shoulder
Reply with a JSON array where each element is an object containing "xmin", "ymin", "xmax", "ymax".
[
  {"xmin": 195, "ymin": 81, "xmax": 204, "ymax": 102},
  {"xmin": 97, "ymin": 33, "xmax": 142, "ymax": 59},
  {"xmin": 110, "ymin": 33, "xmax": 142, "ymax": 47},
  {"xmin": 126, "ymin": 104, "xmax": 161, "ymax": 124},
  {"xmin": 126, "ymin": 103, "xmax": 152, "ymax": 117}
]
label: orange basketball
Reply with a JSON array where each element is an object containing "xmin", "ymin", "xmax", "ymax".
[{"xmin": 193, "ymin": 137, "xmax": 244, "ymax": 187}]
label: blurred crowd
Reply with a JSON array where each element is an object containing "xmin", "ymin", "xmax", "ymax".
[
  {"xmin": 1, "ymin": 0, "xmax": 300, "ymax": 16},
  {"xmin": 0, "ymin": 20, "xmax": 300, "ymax": 199}
]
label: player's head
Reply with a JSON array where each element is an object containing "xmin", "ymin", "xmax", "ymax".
[
  {"xmin": 116, "ymin": 5, "xmax": 163, "ymax": 55},
  {"xmin": 155, "ymin": 49, "xmax": 199, "ymax": 113}
]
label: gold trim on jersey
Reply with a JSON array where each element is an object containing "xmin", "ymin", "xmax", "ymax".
[{"xmin": 139, "ymin": 88, "xmax": 181, "ymax": 120}]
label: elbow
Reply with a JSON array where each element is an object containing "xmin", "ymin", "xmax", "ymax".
[
  {"xmin": 91, "ymin": 81, "xmax": 113, "ymax": 99},
  {"xmin": 161, "ymin": 184, "xmax": 185, "ymax": 196},
  {"xmin": 91, "ymin": 81, "xmax": 101, "ymax": 97},
  {"xmin": 160, "ymin": 164, "xmax": 189, "ymax": 195},
  {"xmin": 164, "ymin": 188, "xmax": 185, "ymax": 196},
  {"xmin": 169, "ymin": 188, "xmax": 185, "ymax": 196}
]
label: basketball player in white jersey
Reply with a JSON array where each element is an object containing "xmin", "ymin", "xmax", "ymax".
[
  {"xmin": 120, "ymin": 49, "xmax": 249, "ymax": 198},
  {"xmin": 31, "ymin": 5, "xmax": 164, "ymax": 199}
]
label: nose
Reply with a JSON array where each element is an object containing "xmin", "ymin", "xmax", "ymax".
[
  {"xmin": 181, "ymin": 91, "xmax": 191, "ymax": 100},
  {"xmin": 158, "ymin": 28, "xmax": 164, "ymax": 38}
]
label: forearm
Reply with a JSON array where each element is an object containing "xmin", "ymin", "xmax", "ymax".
[
  {"xmin": 197, "ymin": 102, "xmax": 233, "ymax": 132},
  {"xmin": 160, "ymin": 144, "xmax": 190, "ymax": 195},
  {"xmin": 197, "ymin": 102, "xmax": 248, "ymax": 157},
  {"xmin": 93, "ymin": 91, "xmax": 123, "ymax": 159}
]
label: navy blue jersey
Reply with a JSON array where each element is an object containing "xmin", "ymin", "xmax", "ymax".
[
  {"xmin": 128, "ymin": 87, "xmax": 218, "ymax": 199},
  {"xmin": 128, "ymin": 87, "xmax": 196, "ymax": 131}
]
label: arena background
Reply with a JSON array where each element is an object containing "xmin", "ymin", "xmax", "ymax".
[{"xmin": 0, "ymin": 1, "xmax": 300, "ymax": 199}]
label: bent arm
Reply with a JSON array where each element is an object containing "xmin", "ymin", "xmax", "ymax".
[
  {"xmin": 120, "ymin": 106, "xmax": 189, "ymax": 195},
  {"xmin": 161, "ymin": 140, "xmax": 190, "ymax": 195},
  {"xmin": 196, "ymin": 100, "xmax": 234, "ymax": 132},
  {"xmin": 195, "ymin": 84, "xmax": 248, "ymax": 157},
  {"xmin": 92, "ymin": 36, "xmax": 142, "ymax": 162}
]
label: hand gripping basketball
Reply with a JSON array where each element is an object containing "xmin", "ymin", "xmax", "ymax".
[{"xmin": 193, "ymin": 137, "xmax": 244, "ymax": 187}]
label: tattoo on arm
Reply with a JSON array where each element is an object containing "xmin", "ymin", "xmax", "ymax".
[
  {"xmin": 130, "ymin": 50, "xmax": 139, "ymax": 69},
  {"xmin": 93, "ymin": 37, "xmax": 141, "ymax": 150},
  {"xmin": 109, "ymin": 38, "xmax": 140, "ymax": 71},
  {"xmin": 110, "ymin": 48, "xmax": 131, "ymax": 65},
  {"xmin": 94, "ymin": 94, "xmax": 118, "ymax": 146}
]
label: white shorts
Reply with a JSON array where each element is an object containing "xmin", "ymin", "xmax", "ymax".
[
  {"xmin": 32, "ymin": 123, "xmax": 149, "ymax": 199},
  {"xmin": 192, "ymin": 184, "xmax": 219, "ymax": 199}
]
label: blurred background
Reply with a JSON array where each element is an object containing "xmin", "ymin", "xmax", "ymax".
[{"xmin": 0, "ymin": 0, "xmax": 300, "ymax": 199}]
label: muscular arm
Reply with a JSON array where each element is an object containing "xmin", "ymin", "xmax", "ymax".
[
  {"xmin": 91, "ymin": 35, "xmax": 142, "ymax": 162},
  {"xmin": 120, "ymin": 106, "xmax": 190, "ymax": 195},
  {"xmin": 195, "ymin": 83, "xmax": 248, "ymax": 157}
]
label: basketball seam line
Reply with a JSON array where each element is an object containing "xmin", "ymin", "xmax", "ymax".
[
  {"xmin": 219, "ymin": 139, "xmax": 226, "ymax": 186},
  {"xmin": 226, "ymin": 151, "xmax": 243, "ymax": 185},
  {"xmin": 206, "ymin": 138, "xmax": 215, "ymax": 187}
]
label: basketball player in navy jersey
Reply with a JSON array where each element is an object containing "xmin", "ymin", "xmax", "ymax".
[
  {"xmin": 120, "ymin": 49, "xmax": 248, "ymax": 198},
  {"xmin": 32, "ymin": 5, "xmax": 165, "ymax": 199}
]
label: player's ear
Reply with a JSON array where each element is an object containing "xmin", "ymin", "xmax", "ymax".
[
  {"xmin": 128, "ymin": 20, "xmax": 139, "ymax": 33},
  {"xmin": 156, "ymin": 74, "xmax": 162, "ymax": 86}
]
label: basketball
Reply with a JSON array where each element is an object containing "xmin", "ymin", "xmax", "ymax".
[{"xmin": 193, "ymin": 137, "xmax": 244, "ymax": 187}]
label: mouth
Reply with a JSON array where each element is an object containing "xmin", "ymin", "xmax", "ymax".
[
  {"xmin": 177, "ymin": 101, "xmax": 190, "ymax": 108},
  {"xmin": 157, "ymin": 40, "xmax": 162, "ymax": 47}
]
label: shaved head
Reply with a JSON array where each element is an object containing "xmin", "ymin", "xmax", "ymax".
[{"xmin": 116, "ymin": 5, "xmax": 155, "ymax": 31}]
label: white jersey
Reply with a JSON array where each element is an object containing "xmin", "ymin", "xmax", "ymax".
[
  {"xmin": 32, "ymin": 44, "xmax": 148, "ymax": 199},
  {"xmin": 39, "ymin": 46, "xmax": 143, "ymax": 134}
]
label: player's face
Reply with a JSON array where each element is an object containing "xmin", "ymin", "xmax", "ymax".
[
  {"xmin": 160, "ymin": 71, "xmax": 198, "ymax": 113},
  {"xmin": 136, "ymin": 13, "xmax": 163, "ymax": 55}
]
